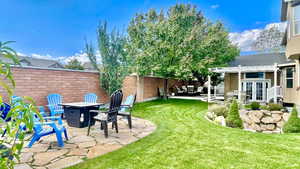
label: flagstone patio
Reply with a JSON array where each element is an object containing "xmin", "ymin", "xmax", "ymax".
[{"xmin": 15, "ymin": 117, "xmax": 156, "ymax": 169}]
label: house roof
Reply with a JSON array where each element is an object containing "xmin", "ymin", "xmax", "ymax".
[
  {"xmin": 229, "ymin": 52, "xmax": 293, "ymax": 67},
  {"xmin": 0, "ymin": 55, "xmax": 64, "ymax": 68}
]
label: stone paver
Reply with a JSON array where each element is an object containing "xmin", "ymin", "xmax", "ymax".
[
  {"xmin": 14, "ymin": 163, "xmax": 33, "ymax": 169},
  {"xmin": 77, "ymin": 140, "xmax": 96, "ymax": 148},
  {"xmin": 18, "ymin": 117, "xmax": 156, "ymax": 169},
  {"xmin": 46, "ymin": 156, "xmax": 83, "ymax": 169},
  {"xmin": 32, "ymin": 149, "xmax": 68, "ymax": 166},
  {"xmin": 87, "ymin": 144, "xmax": 122, "ymax": 159}
]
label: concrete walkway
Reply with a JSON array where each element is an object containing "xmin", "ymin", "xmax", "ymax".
[{"xmin": 15, "ymin": 117, "xmax": 156, "ymax": 169}]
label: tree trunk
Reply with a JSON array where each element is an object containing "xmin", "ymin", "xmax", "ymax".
[{"xmin": 163, "ymin": 79, "xmax": 168, "ymax": 100}]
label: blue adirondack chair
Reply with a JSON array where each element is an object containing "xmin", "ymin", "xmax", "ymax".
[
  {"xmin": 1, "ymin": 97, "xmax": 28, "ymax": 137},
  {"xmin": 47, "ymin": 94, "xmax": 64, "ymax": 116},
  {"xmin": 0, "ymin": 103, "xmax": 11, "ymax": 137},
  {"xmin": 118, "ymin": 95, "xmax": 136, "ymax": 129},
  {"xmin": 84, "ymin": 93, "xmax": 98, "ymax": 103},
  {"xmin": 28, "ymin": 114, "xmax": 68, "ymax": 148}
]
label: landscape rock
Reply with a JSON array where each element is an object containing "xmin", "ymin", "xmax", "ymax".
[
  {"xmin": 214, "ymin": 116, "xmax": 226, "ymax": 126},
  {"xmin": 240, "ymin": 110, "xmax": 287, "ymax": 134}
]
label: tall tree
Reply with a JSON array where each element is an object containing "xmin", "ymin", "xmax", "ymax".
[
  {"xmin": 252, "ymin": 26, "xmax": 285, "ymax": 52},
  {"xmin": 65, "ymin": 58, "xmax": 84, "ymax": 70},
  {"xmin": 86, "ymin": 22, "xmax": 131, "ymax": 95},
  {"xmin": 127, "ymin": 4, "xmax": 239, "ymax": 98}
]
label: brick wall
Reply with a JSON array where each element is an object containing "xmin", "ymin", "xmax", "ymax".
[
  {"xmin": 0, "ymin": 67, "xmax": 181, "ymax": 106},
  {"xmin": 0, "ymin": 67, "xmax": 109, "ymax": 106},
  {"xmin": 122, "ymin": 75, "xmax": 137, "ymax": 100}
]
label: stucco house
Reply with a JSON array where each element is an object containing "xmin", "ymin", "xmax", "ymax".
[{"xmin": 208, "ymin": 0, "xmax": 300, "ymax": 106}]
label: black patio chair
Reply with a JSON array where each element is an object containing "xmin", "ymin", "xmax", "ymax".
[
  {"xmin": 87, "ymin": 90, "xmax": 123, "ymax": 137},
  {"xmin": 118, "ymin": 94, "xmax": 136, "ymax": 129}
]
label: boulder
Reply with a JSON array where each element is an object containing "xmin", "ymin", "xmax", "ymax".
[
  {"xmin": 277, "ymin": 120, "xmax": 285, "ymax": 128},
  {"xmin": 271, "ymin": 111, "xmax": 284, "ymax": 114},
  {"xmin": 261, "ymin": 116, "xmax": 275, "ymax": 123},
  {"xmin": 249, "ymin": 113, "xmax": 261, "ymax": 123},
  {"xmin": 249, "ymin": 123, "xmax": 261, "ymax": 131},
  {"xmin": 260, "ymin": 124, "xmax": 275, "ymax": 131},
  {"xmin": 214, "ymin": 116, "xmax": 226, "ymax": 126},
  {"xmin": 283, "ymin": 113, "xmax": 290, "ymax": 122},
  {"xmin": 206, "ymin": 112, "xmax": 216, "ymax": 121},
  {"xmin": 271, "ymin": 114, "xmax": 282, "ymax": 122}
]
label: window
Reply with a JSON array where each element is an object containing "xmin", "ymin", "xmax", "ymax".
[
  {"xmin": 294, "ymin": 5, "xmax": 300, "ymax": 35},
  {"xmin": 245, "ymin": 72, "xmax": 264, "ymax": 79},
  {"xmin": 286, "ymin": 68, "xmax": 294, "ymax": 88}
]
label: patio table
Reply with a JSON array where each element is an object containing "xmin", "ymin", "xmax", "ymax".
[{"xmin": 61, "ymin": 102, "xmax": 104, "ymax": 128}]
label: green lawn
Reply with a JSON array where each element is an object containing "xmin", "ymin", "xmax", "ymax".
[{"xmin": 70, "ymin": 99, "xmax": 300, "ymax": 169}]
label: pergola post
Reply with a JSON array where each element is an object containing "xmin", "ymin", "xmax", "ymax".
[
  {"xmin": 208, "ymin": 75, "xmax": 211, "ymax": 102},
  {"xmin": 238, "ymin": 65, "xmax": 242, "ymax": 102},
  {"xmin": 274, "ymin": 63, "xmax": 278, "ymax": 104}
]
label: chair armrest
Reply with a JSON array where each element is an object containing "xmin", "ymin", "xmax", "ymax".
[
  {"xmin": 121, "ymin": 104, "xmax": 131, "ymax": 108},
  {"xmin": 43, "ymin": 116, "xmax": 63, "ymax": 125},
  {"xmin": 35, "ymin": 121, "xmax": 56, "ymax": 126},
  {"xmin": 90, "ymin": 110, "xmax": 109, "ymax": 114}
]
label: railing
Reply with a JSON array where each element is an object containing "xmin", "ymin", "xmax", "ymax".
[{"xmin": 267, "ymin": 86, "xmax": 283, "ymax": 102}]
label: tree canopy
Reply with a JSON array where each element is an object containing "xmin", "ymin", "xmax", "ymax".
[
  {"xmin": 86, "ymin": 22, "xmax": 130, "ymax": 95},
  {"xmin": 65, "ymin": 58, "xmax": 84, "ymax": 70},
  {"xmin": 127, "ymin": 4, "xmax": 239, "ymax": 81}
]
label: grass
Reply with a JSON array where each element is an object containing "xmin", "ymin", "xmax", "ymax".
[{"xmin": 69, "ymin": 99, "xmax": 300, "ymax": 169}]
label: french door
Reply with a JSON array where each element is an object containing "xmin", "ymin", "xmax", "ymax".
[{"xmin": 242, "ymin": 80, "xmax": 270, "ymax": 102}]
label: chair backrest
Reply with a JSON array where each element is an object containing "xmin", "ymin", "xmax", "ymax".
[
  {"xmin": 47, "ymin": 94, "xmax": 62, "ymax": 106},
  {"xmin": 0, "ymin": 103, "xmax": 11, "ymax": 122},
  {"xmin": 12, "ymin": 96, "xmax": 22, "ymax": 106},
  {"xmin": 120, "ymin": 94, "xmax": 136, "ymax": 112},
  {"xmin": 84, "ymin": 93, "xmax": 98, "ymax": 103},
  {"xmin": 124, "ymin": 95, "xmax": 136, "ymax": 107},
  {"xmin": 109, "ymin": 90, "xmax": 123, "ymax": 112}
]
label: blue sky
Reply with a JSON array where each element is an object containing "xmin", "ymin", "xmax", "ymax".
[{"xmin": 1, "ymin": 0, "xmax": 282, "ymax": 61}]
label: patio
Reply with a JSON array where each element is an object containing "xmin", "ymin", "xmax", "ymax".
[{"xmin": 15, "ymin": 117, "xmax": 156, "ymax": 169}]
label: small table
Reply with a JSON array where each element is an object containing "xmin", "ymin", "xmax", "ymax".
[{"xmin": 61, "ymin": 102, "xmax": 104, "ymax": 128}]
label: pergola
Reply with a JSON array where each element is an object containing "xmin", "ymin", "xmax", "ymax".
[{"xmin": 208, "ymin": 63, "xmax": 279, "ymax": 103}]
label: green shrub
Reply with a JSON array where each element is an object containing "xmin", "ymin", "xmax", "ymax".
[
  {"xmin": 260, "ymin": 105, "xmax": 269, "ymax": 110},
  {"xmin": 226, "ymin": 99, "xmax": 243, "ymax": 128},
  {"xmin": 268, "ymin": 103, "xmax": 283, "ymax": 111},
  {"xmin": 244, "ymin": 104, "xmax": 251, "ymax": 110},
  {"xmin": 250, "ymin": 102, "xmax": 260, "ymax": 110},
  {"xmin": 283, "ymin": 107, "xmax": 300, "ymax": 133},
  {"xmin": 208, "ymin": 104, "xmax": 228, "ymax": 118}
]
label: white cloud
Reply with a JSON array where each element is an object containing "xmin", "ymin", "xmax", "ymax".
[
  {"xmin": 229, "ymin": 22, "xmax": 286, "ymax": 52},
  {"xmin": 211, "ymin": 4, "xmax": 220, "ymax": 9},
  {"xmin": 17, "ymin": 50, "xmax": 101, "ymax": 65}
]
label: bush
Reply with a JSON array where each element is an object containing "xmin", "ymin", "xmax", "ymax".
[
  {"xmin": 226, "ymin": 99, "xmax": 243, "ymax": 128},
  {"xmin": 260, "ymin": 105, "xmax": 269, "ymax": 110},
  {"xmin": 268, "ymin": 103, "xmax": 283, "ymax": 111},
  {"xmin": 250, "ymin": 102, "xmax": 260, "ymax": 110},
  {"xmin": 283, "ymin": 107, "xmax": 300, "ymax": 133},
  {"xmin": 208, "ymin": 104, "xmax": 228, "ymax": 118}
]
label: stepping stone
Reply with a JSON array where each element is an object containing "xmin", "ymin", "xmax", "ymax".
[
  {"xmin": 14, "ymin": 163, "xmax": 32, "ymax": 169},
  {"xmin": 22, "ymin": 144, "xmax": 49, "ymax": 153},
  {"xmin": 68, "ymin": 135, "xmax": 94, "ymax": 144},
  {"xmin": 68, "ymin": 148, "xmax": 88, "ymax": 156},
  {"xmin": 46, "ymin": 156, "xmax": 83, "ymax": 169},
  {"xmin": 20, "ymin": 152, "xmax": 34, "ymax": 163},
  {"xmin": 32, "ymin": 149, "xmax": 68, "ymax": 166},
  {"xmin": 87, "ymin": 144, "xmax": 122, "ymax": 159},
  {"xmin": 77, "ymin": 141, "xmax": 96, "ymax": 149}
]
